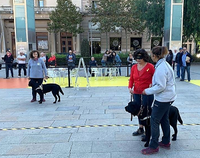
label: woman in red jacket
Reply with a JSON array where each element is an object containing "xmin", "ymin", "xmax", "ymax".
[
  {"xmin": 128, "ymin": 49, "xmax": 155, "ymax": 139},
  {"xmin": 48, "ymin": 54, "xmax": 56, "ymax": 67}
]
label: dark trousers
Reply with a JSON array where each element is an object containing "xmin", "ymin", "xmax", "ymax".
[
  {"xmin": 5, "ymin": 63, "xmax": 13, "ymax": 78},
  {"xmin": 133, "ymin": 94, "xmax": 154, "ymax": 125},
  {"xmin": 149, "ymin": 100, "xmax": 171, "ymax": 149},
  {"xmin": 18, "ymin": 64, "xmax": 27, "ymax": 76},
  {"xmin": 30, "ymin": 78, "xmax": 43, "ymax": 99}
]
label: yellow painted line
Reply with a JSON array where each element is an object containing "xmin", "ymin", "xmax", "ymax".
[{"xmin": 0, "ymin": 124, "xmax": 199, "ymax": 132}]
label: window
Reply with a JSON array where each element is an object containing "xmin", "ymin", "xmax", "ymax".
[
  {"xmin": 110, "ymin": 38, "xmax": 121, "ymax": 51},
  {"xmin": 173, "ymin": 0, "xmax": 182, "ymax": 3},
  {"xmin": 36, "ymin": 32, "xmax": 48, "ymax": 50},
  {"xmin": 38, "ymin": 0, "xmax": 44, "ymax": 7},
  {"xmin": 151, "ymin": 37, "xmax": 162, "ymax": 49},
  {"xmin": 14, "ymin": 0, "xmax": 24, "ymax": 3},
  {"xmin": 130, "ymin": 38, "xmax": 142, "ymax": 51}
]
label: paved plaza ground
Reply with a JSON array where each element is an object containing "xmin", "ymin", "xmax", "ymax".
[{"xmin": 0, "ymin": 65, "xmax": 200, "ymax": 157}]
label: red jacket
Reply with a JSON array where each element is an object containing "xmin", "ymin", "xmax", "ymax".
[{"xmin": 128, "ymin": 63, "xmax": 155, "ymax": 94}]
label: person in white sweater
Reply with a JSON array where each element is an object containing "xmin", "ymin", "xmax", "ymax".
[{"xmin": 141, "ymin": 46, "xmax": 177, "ymax": 155}]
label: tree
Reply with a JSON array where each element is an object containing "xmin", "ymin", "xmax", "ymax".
[
  {"xmin": 115, "ymin": 0, "xmax": 145, "ymax": 52},
  {"xmin": 135, "ymin": 0, "xmax": 200, "ymax": 49},
  {"xmin": 183, "ymin": 0, "xmax": 200, "ymax": 44},
  {"xmin": 88, "ymin": 0, "xmax": 118, "ymax": 50},
  {"xmin": 81, "ymin": 39, "xmax": 90, "ymax": 57},
  {"xmin": 135, "ymin": 0, "xmax": 165, "ymax": 38},
  {"xmin": 47, "ymin": 0, "xmax": 83, "ymax": 52}
]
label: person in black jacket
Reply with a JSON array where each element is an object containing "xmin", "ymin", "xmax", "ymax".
[
  {"xmin": 3, "ymin": 50, "xmax": 14, "ymax": 79},
  {"xmin": 166, "ymin": 50, "xmax": 173, "ymax": 66},
  {"xmin": 175, "ymin": 48, "xmax": 183, "ymax": 78},
  {"xmin": 180, "ymin": 47, "xmax": 193, "ymax": 82}
]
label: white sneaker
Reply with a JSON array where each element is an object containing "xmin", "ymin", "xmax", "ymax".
[{"xmin": 18, "ymin": 76, "xmax": 21, "ymax": 78}]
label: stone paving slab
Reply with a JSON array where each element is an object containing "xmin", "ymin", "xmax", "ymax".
[{"xmin": 0, "ymin": 66, "xmax": 200, "ymax": 157}]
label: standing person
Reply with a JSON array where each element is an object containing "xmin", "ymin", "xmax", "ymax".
[
  {"xmin": 27, "ymin": 50, "xmax": 47, "ymax": 102},
  {"xmin": 106, "ymin": 50, "xmax": 113, "ymax": 66},
  {"xmin": 175, "ymin": 48, "xmax": 183, "ymax": 78},
  {"xmin": 127, "ymin": 53, "xmax": 137, "ymax": 76},
  {"xmin": 17, "ymin": 51, "xmax": 27, "ymax": 77},
  {"xmin": 40, "ymin": 52, "xmax": 48, "ymax": 68},
  {"xmin": 172, "ymin": 48, "xmax": 178, "ymax": 70},
  {"xmin": 166, "ymin": 50, "xmax": 173, "ymax": 66},
  {"xmin": 66, "ymin": 50, "xmax": 76, "ymax": 70},
  {"xmin": 128, "ymin": 49, "xmax": 155, "ymax": 138},
  {"xmin": 113, "ymin": 51, "xmax": 122, "ymax": 76},
  {"xmin": 101, "ymin": 50, "xmax": 108, "ymax": 67},
  {"xmin": 180, "ymin": 47, "xmax": 193, "ymax": 82},
  {"xmin": 141, "ymin": 46, "xmax": 176, "ymax": 155},
  {"xmin": 3, "ymin": 50, "xmax": 14, "ymax": 79}
]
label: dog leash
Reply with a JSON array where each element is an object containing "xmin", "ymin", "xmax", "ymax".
[{"xmin": 130, "ymin": 94, "xmax": 133, "ymax": 121}]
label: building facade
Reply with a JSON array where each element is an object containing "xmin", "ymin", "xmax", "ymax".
[{"xmin": 0, "ymin": 0, "xmax": 196, "ymax": 58}]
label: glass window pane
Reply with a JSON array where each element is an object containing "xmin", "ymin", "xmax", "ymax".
[
  {"xmin": 15, "ymin": 6, "xmax": 26, "ymax": 42},
  {"xmin": 173, "ymin": 0, "xmax": 182, "ymax": 3},
  {"xmin": 15, "ymin": 0, "xmax": 24, "ymax": 3},
  {"xmin": 39, "ymin": 0, "xmax": 44, "ymax": 7}
]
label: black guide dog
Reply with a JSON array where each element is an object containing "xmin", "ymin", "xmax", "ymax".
[
  {"xmin": 125, "ymin": 101, "xmax": 183, "ymax": 147},
  {"xmin": 29, "ymin": 80, "xmax": 64, "ymax": 104}
]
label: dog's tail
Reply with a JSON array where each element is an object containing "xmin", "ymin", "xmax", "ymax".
[
  {"xmin": 177, "ymin": 109, "xmax": 183, "ymax": 124},
  {"xmin": 59, "ymin": 87, "xmax": 64, "ymax": 95}
]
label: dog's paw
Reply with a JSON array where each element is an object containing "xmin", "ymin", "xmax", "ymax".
[
  {"xmin": 144, "ymin": 143, "xmax": 149, "ymax": 147},
  {"xmin": 172, "ymin": 137, "xmax": 176, "ymax": 141}
]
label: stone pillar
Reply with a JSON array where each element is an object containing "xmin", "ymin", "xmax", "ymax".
[
  {"xmin": 13, "ymin": 0, "xmax": 36, "ymax": 58},
  {"xmin": 164, "ymin": 0, "xmax": 184, "ymax": 50}
]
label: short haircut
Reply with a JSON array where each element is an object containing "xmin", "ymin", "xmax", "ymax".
[
  {"xmin": 152, "ymin": 46, "xmax": 168, "ymax": 59},
  {"xmin": 30, "ymin": 50, "xmax": 40, "ymax": 59},
  {"xmin": 133, "ymin": 49, "xmax": 150, "ymax": 62}
]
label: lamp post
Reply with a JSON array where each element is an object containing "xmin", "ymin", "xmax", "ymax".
[{"xmin": 90, "ymin": 22, "xmax": 93, "ymax": 56}]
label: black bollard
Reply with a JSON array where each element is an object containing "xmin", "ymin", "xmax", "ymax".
[{"xmin": 65, "ymin": 67, "xmax": 73, "ymax": 88}]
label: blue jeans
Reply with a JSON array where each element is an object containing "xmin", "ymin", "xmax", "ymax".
[
  {"xmin": 181, "ymin": 66, "xmax": 190, "ymax": 81},
  {"xmin": 149, "ymin": 100, "xmax": 171, "ymax": 149},
  {"xmin": 116, "ymin": 62, "xmax": 121, "ymax": 76},
  {"xmin": 176, "ymin": 63, "xmax": 180, "ymax": 78},
  {"xmin": 133, "ymin": 94, "xmax": 154, "ymax": 125}
]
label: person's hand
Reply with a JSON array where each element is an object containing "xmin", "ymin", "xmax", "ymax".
[
  {"xmin": 142, "ymin": 90, "xmax": 146, "ymax": 95},
  {"xmin": 44, "ymin": 76, "xmax": 49, "ymax": 80},
  {"xmin": 129, "ymin": 88, "xmax": 133, "ymax": 94},
  {"xmin": 28, "ymin": 77, "xmax": 30, "ymax": 80}
]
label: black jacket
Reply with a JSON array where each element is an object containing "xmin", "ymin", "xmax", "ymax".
[{"xmin": 3, "ymin": 54, "xmax": 14, "ymax": 64}]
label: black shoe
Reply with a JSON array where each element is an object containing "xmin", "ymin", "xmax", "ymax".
[
  {"xmin": 141, "ymin": 135, "xmax": 147, "ymax": 142},
  {"xmin": 132, "ymin": 128, "xmax": 144, "ymax": 136},
  {"xmin": 4, "ymin": 77, "xmax": 10, "ymax": 79},
  {"xmin": 180, "ymin": 79, "xmax": 184, "ymax": 81}
]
